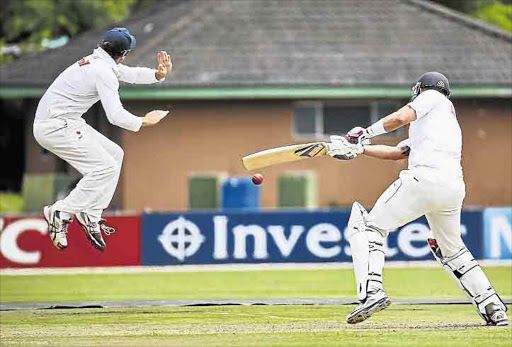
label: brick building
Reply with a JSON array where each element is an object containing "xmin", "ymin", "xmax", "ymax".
[{"xmin": 1, "ymin": 0, "xmax": 511, "ymax": 212}]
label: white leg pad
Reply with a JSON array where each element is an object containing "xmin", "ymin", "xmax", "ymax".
[
  {"xmin": 368, "ymin": 230, "xmax": 386, "ymax": 292},
  {"xmin": 428, "ymin": 239, "xmax": 507, "ymax": 323},
  {"xmin": 346, "ymin": 202, "xmax": 369, "ymax": 302},
  {"xmin": 346, "ymin": 202, "xmax": 386, "ymax": 302}
]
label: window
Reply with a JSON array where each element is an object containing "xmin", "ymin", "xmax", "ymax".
[
  {"xmin": 293, "ymin": 101, "xmax": 403, "ymax": 138},
  {"xmin": 323, "ymin": 104, "xmax": 371, "ymax": 135},
  {"xmin": 294, "ymin": 105, "xmax": 318, "ymax": 135}
]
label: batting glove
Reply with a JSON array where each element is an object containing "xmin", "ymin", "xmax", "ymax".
[
  {"xmin": 345, "ymin": 126, "xmax": 372, "ymax": 146},
  {"xmin": 327, "ymin": 135, "xmax": 361, "ymax": 160}
]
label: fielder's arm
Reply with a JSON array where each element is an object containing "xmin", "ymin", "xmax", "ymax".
[
  {"xmin": 362, "ymin": 142, "xmax": 410, "ymax": 161},
  {"xmin": 141, "ymin": 110, "xmax": 169, "ymax": 127},
  {"xmin": 96, "ymin": 70, "xmax": 144, "ymax": 131},
  {"xmin": 117, "ymin": 51, "xmax": 172, "ymax": 83},
  {"xmin": 155, "ymin": 51, "xmax": 172, "ymax": 80}
]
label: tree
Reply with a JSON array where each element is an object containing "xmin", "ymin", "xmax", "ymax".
[
  {"xmin": 477, "ymin": 1, "xmax": 512, "ymax": 32},
  {"xmin": 432, "ymin": 0, "xmax": 512, "ymax": 32},
  {"xmin": 1, "ymin": 0, "xmax": 136, "ymax": 44},
  {"xmin": 0, "ymin": 0, "xmax": 136, "ymax": 64}
]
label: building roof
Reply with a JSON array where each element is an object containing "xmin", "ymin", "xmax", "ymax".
[{"xmin": 1, "ymin": 0, "xmax": 511, "ymax": 97}]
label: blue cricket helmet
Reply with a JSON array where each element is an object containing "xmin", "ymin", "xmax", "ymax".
[{"xmin": 99, "ymin": 27, "xmax": 136, "ymax": 55}]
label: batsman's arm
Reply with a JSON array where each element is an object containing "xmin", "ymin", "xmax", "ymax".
[
  {"xmin": 362, "ymin": 144, "xmax": 410, "ymax": 160},
  {"xmin": 346, "ymin": 106, "xmax": 417, "ymax": 143},
  {"xmin": 370, "ymin": 105, "xmax": 417, "ymax": 135}
]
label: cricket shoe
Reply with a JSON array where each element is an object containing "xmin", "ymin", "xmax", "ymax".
[
  {"xmin": 485, "ymin": 303, "xmax": 508, "ymax": 326},
  {"xmin": 43, "ymin": 205, "xmax": 72, "ymax": 250},
  {"xmin": 76, "ymin": 212, "xmax": 107, "ymax": 251},
  {"xmin": 346, "ymin": 289, "xmax": 391, "ymax": 324}
]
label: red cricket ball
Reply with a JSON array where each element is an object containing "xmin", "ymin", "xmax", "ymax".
[{"xmin": 252, "ymin": 173, "xmax": 264, "ymax": 185}]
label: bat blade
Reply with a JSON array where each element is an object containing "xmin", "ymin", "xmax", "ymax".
[{"xmin": 242, "ymin": 142, "xmax": 328, "ymax": 170}]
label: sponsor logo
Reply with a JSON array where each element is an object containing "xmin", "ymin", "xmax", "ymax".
[
  {"xmin": 147, "ymin": 213, "xmax": 472, "ymax": 263},
  {"xmin": 158, "ymin": 216, "xmax": 205, "ymax": 261},
  {"xmin": 78, "ymin": 58, "xmax": 90, "ymax": 67},
  {"xmin": 0, "ymin": 218, "xmax": 48, "ymax": 264},
  {"xmin": 484, "ymin": 208, "xmax": 512, "ymax": 259},
  {"xmin": 212, "ymin": 216, "xmax": 341, "ymax": 260},
  {"xmin": 1, "ymin": 216, "xmax": 141, "ymax": 268}
]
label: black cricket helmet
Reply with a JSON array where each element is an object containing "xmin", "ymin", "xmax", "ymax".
[
  {"xmin": 99, "ymin": 27, "xmax": 136, "ymax": 57},
  {"xmin": 411, "ymin": 71, "xmax": 451, "ymax": 100}
]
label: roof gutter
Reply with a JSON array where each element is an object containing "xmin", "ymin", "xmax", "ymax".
[{"xmin": 1, "ymin": 86, "xmax": 511, "ymax": 100}]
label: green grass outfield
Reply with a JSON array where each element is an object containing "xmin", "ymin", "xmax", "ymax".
[{"xmin": 1, "ymin": 266, "xmax": 511, "ymax": 346}]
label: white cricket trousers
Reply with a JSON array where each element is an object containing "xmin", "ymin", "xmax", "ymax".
[
  {"xmin": 367, "ymin": 168, "xmax": 466, "ymax": 258},
  {"xmin": 33, "ymin": 117, "xmax": 123, "ymax": 222}
]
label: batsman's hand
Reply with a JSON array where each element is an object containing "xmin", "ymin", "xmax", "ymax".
[
  {"xmin": 155, "ymin": 51, "xmax": 172, "ymax": 80},
  {"xmin": 346, "ymin": 126, "xmax": 371, "ymax": 146},
  {"xmin": 327, "ymin": 135, "xmax": 362, "ymax": 160},
  {"xmin": 142, "ymin": 110, "xmax": 169, "ymax": 127}
]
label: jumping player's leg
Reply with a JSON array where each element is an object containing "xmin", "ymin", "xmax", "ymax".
[
  {"xmin": 49, "ymin": 122, "xmax": 120, "ymax": 222},
  {"xmin": 346, "ymin": 170, "xmax": 427, "ymax": 323},
  {"xmin": 34, "ymin": 118, "xmax": 120, "ymax": 250},
  {"xmin": 426, "ymin": 210, "xmax": 508, "ymax": 326},
  {"xmin": 66, "ymin": 124, "xmax": 123, "ymax": 251},
  {"xmin": 81, "ymin": 124, "xmax": 124, "ymax": 219},
  {"xmin": 72, "ymin": 125, "xmax": 122, "ymax": 250}
]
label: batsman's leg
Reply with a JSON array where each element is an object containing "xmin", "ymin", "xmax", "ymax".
[
  {"xmin": 345, "ymin": 202, "xmax": 390, "ymax": 324},
  {"xmin": 346, "ymin": 171, "xmax": 426, "ymax": 324},
  {"xmin": 427, "ymin": 211, "xmax": 508, "ymax": 326}
]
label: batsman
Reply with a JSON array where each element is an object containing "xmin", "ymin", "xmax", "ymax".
[
  {"xmin": 33, "ymin": 28, "xmax": 172, "ymax": 252},
  {"xmin": 327, "ymin": 72, "xmax": 508, "ymax": 326}
]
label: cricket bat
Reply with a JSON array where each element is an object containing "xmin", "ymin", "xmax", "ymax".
[{"xmin": 242, "ymin": 142, "xmax": 328, "ymax": 170}]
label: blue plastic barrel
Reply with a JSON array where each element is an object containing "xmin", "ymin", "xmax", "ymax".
[{"xmin": 221, "ymin": 177, "xmax": 260, "ymax": 210}]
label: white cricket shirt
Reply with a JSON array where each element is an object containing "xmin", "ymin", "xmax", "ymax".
[
  {"xmin": 35, "ymin": 47, "xmax": 163, "ymax": 132},
  {"xmin": 404, "ymin": 89, "xmax": 463, "ymax": 178}
]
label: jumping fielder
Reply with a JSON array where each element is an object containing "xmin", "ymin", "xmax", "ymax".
[
  {"xmin": 327, "ymin": 72, "xmax": 508, "ymax": 326},
  {"xmin": 34, "ymin": 28, "xmax": 172, "ymax": 251}
]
